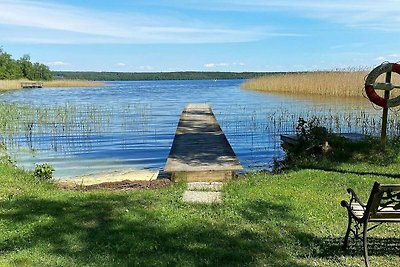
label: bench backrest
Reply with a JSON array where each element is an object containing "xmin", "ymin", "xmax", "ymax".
[{"xmin": 365, "ymin": 182, "xmax": 400, "ymax": 220}]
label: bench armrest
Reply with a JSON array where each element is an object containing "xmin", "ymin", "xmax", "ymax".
[
  {"xmin": 345, "ymin": 188, "xmax": 366, "ymax": 207},
  {"xmin": 341, "ymin": 188, "xmax": 367, "ymax": 219}
]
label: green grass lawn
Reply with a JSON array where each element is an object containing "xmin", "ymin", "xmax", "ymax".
[{"xmin": 1, "ymin": 161, "xmax": 400, "ymax": 266}]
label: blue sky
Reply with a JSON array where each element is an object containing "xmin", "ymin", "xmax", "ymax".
[{"xmin": 0, "ymin": 0, "xmax": 399, "ymax": 72}]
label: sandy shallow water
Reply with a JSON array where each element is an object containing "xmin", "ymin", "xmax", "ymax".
[{"xmin": 56, "ymin": 169, "xmax": 159, "ymax": 186}]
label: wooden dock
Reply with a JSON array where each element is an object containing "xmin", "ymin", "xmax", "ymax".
[
  {"xmin": 165, "ymin": 104, "xmax": 243, "ymax": 182},
  {"xmin": 21, "ymin": 82, "xmax": 43, "ymax": 88}
]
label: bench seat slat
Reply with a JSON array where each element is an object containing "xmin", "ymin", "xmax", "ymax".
[
  {"xmin": 350, "ymin": 203, "xmax": 400, "ymax": 220},
  {"xmin": 350, "ymin": 203, "xmax": 365, "ymax": 219},
  {"xmin": 350, "ymin": 203, "xmax": 365, "ymax": 211},
  {"xmin": 371, "ymin": 213, "xmax": 400, "ymax": 220},
  {"xmin": 369, "ymin": 218, "xmax": 400, "ymax": 222}
]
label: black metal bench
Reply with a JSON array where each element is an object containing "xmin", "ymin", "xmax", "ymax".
[{"xmin": 341, "ymin": 182, "xmax": 400, "ymax": 266}]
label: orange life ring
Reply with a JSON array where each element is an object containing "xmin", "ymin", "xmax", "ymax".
[{"xmin": 365, "ymin": 62, "xmax": 400, "ymax": 108}]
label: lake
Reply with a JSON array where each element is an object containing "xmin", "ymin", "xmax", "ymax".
[{"xmin": 0, "ymin": 79, "xmax": 385, "ymax": 178}]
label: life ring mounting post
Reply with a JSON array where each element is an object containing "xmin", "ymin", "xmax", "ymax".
[{"xmin": 364, "ymin": 62, "xmax": 400, "ymax": 148}]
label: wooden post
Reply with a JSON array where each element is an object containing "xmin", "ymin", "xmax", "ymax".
[{"xmin": 380, "ymin": 71, "xmax": 392, "ymax": 148}]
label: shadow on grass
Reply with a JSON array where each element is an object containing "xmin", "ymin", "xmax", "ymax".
[
  {"xmin": 302, "ymin": 165, "xmax": 400, "ymax": 179},
  {"xmin": 236, "ymin": 195, "xmax": 400, "ymax": 265},
  {"xmin": 2, "ymin": 192, "xmax": 399, "ymax": 266},
  {"xmin": 238, "ymin": 200, "xmax": 316, "ymax": 266},
  {"xmin": 294, "ymin": 234, "xmax": 400, "ymax": 259},
  {"xmin": 1, "ymin": 194, "xmax": 311, "ymax": 266},
  {"xmin": 281, "ymin": 136, "xmax": 400, "ymax": 178}
]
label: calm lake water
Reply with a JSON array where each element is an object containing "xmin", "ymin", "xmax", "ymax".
[{"xmin": 0, "ymin": 80, "xmax": 383, "ymax": 178}]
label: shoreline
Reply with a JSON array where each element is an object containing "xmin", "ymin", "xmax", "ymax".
[
  {"xmin": 56, "ymin": 168, "xmax": 160, "ymax": 187},
  {"xmin": 0, "ymin": 79, "xmax": 105, "ymax": 91}
]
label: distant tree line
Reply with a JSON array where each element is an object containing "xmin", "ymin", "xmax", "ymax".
[
  {"xmin": 52, "ymin": 71, "xmax": 285, "ymax": 81},
  {"xmin": 0, "ymin": 48, "xmax": 52, "ymax": 80}
]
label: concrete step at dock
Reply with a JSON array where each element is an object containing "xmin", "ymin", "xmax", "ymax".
[{"xmin": 183, "ymin": 182, "xmax": 224, "ymax": 204}]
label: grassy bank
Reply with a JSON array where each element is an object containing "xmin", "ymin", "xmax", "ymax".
[
  {"xmin": 0, "ymin": 80, "xmax": 105, "ymax": 91},
  {"xmin": 1, "ymin": 157, "xmax": 400, "ymax": 266},
  {"xmin": 241, "ymin": 71, "xmax": 388, "ymax": 97}
]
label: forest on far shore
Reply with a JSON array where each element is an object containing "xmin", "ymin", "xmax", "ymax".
[
  {"xmin": 0, "ymin": 48, "xmax": 291, "ymax": 82},
  {"xmin": 52, "ymin": 71, "xmax": 285, "ymax": 81}
]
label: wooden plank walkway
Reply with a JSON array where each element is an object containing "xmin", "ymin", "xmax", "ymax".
[{"xmin": 165, "ymin": 104, "xmax": 242, "ymax": 182}]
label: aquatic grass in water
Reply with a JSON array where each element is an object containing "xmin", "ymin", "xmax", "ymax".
[
  {"xmin": 217, "ymin": 105, "xmax": 400, "ymax": 169},
  {"xmin": 0, "ymin": 102, "xmax": 153, "ymax": 152},
  {"xmin": 1, "ymin": 100, "xmax": 399, "ymax": 171},
  {"xmin": 220, "ymin": 105, "xmax": 400, "ymax": 137}
]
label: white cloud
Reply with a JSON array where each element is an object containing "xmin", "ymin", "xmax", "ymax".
[
  {"xmin": 139, "ymin": 65, "xmax": 154, "ymax": 70},
  {"xmin": 204, "ymin": 62, "xmax": 246, "ymax": 68},
  {"xmin": 2, "ymin": 0, "xmax": 395, "ymax": 46},
  {"xmin": 204, "ymin": 63, "xmax": 229, "ymax": 68},
  {"xmin": 116, "ymin": 63, "xmax": 126, "ymax": 67},
  {"xmin": 163, "ymin": 0, "xmax": 400, "ymax": 32},
  {"xmin": 375, "ymin": 54, "xmax": 400, "ymax": 62},
  {"xmin": 0, "ymin": 0, "xmax": 266, "ymax": 44},
  {"xmin": 375, "ymin": 56, "xmax": 386, "ymax": 61},
  {"xmin": 46, "ymin": 61, "xmax": 69, "ymax": 66},
  {"xmin": 330, "ymin": 43, "xmax": 365, "ymax": 50}
]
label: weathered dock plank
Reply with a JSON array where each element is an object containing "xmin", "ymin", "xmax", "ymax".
[{"xmin": 165, "ymin": 104, "xmax": 242, "ymax": 182}]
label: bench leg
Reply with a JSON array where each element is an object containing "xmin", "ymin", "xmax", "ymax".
[
  {"xmin": 342, "ymin": 211, "xmax": 352, "ymax": 250},
  {"xmin": 363, "ymin": 221, "xmax": 370, "ymax": 267}
]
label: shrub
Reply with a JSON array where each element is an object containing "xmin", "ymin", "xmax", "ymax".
[
  {"xmin": 0, "ymin": 155, "xmax": 16, "ymax": 167},
  {"xmin": 275, "ymin": 117, "xmax": 400, "ymax": 172},
  {"xmin": 0, "ymin": 142, "xmax": 16, "ymax": 167},
  {"xmin": 34, "ymin": 163, "xmax": 55, "ymax": 181}
]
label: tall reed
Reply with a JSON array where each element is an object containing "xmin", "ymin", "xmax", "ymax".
[
  {"xmin": 0, "ymin": 102, "xmax": 154, "ymax": 153},
  {"xmin": 0, "ymin": 80, "xmax": 105, "ymax": 90},
  {"xmin": 0, "ymin": 80, "xmax": 29, "ymax": 91},
  {"xmin": 43, "ymin": 80, "xmax": 105, "ymax": 88},
  {"xmin": 241, "ymin": 71, "xmax": 400, "ymax": 97},
  {"xmin": 218, "ymin": 104, "xmax": 400, "ymax": 161}
]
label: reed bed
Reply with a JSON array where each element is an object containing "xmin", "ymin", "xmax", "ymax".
[
  {"xmin": 241, "ymin": 71, "xmax": 400, "ymax": 97},
  {"xmin": 0, "ymin": 80, "xmax": 105, "ymax": 90},
  {"xmin": 43, "ymin": 80, "xmax": 105, "ymax": 88},
  {"xmin": 0, "ymin": 103, "xmax": 109, "ymax": 151},
  {"xmin": 0, "ymin": 102, "xmax": 153, "ymax": 153},
  {"xmin": 0, "ymin": 80, "xmax": 29, "ymax": 91},
  {"xmin": 218, "ymin": 105, "xmax": 400, "ymax": 165},
  {"xmin": 273, "ymin": 108, "xmax": 400, "ymax": 137}
]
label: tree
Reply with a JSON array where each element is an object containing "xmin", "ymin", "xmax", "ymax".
[
  {"xmin": 37, "ymin": 64, "xmax": 52, "ymax": 80},
  {"xmin": 0, "ymin": 49, "xmax": 23, "ymax": 79},
  {"xmin": 30, "ymin": 63, "xmax": 52, "ymax": 80},
  {"xmin": 0, "ymin": 49, "xmax": 53, "ymax": 80},
  {"xmin": 18, "ymin": 54, "xmax": 34, "ymax": 79}
]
